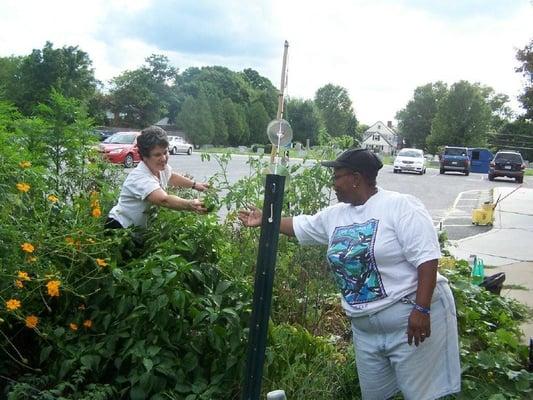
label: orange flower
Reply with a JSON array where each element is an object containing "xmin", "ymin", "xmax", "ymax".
[
  {"xmin": 6, "ymin": 299, "xmax": 21, "ymax": 311},
  {"xmin": 21, "ymin": 242, "xmax": 35, "ymax": 253},
  {"xmin": 19, "ymin": 161, "xmax": 32, "ymax": 168},
  {"xmin": 46, "ymin": 280, "xmax": 61, "ymax": 297},
  {"xmin": 91, "ymin": 207, "xmax": 102, "ymax": 218},
  {"xmin": 25, "ymin": 315, "xmax": 38, "ymax": 329},
  {"xmin": 69, "ymin": 323, "xmax": 78, "ymax": 331},
  {"xmin": 47, "ymin": 194, "xmax": 59, "ymax": 203},
  {"xmin": 15, "ymin": 280, "xmax": 24, "ymax": 289},
  {"xmin": 83, "ymin": 319, "xmax": 93, "ymax": 329},
  {"xmin": 16, "ymin": 182, "xmax": 30, "ymax": 192},
  {"xmin": 18, "ymin": 271, "xmax": 30, "ymax": 281},
  {"xmin": 96, "ymin": 258, "xmax": 107, "ymax": 268}
]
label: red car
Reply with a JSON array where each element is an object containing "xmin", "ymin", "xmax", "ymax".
[{"xmin": 98, "ymin": 131, "xmax": 141, "ymax": 168}]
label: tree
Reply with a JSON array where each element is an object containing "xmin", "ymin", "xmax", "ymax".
[
  {"xmin": 427, "ymin": 81, "xmax": 492, "ymax": 152},
  {"xmin": 314, "ymin": 84, "xmax": 357, "ymax": 137},
  {"xmin": 476, "ymin": 84, "xmax": 513, "ymax": 131},
  {"xmin": 489, "ymin": 119, "xmax": 533, "ymax": 161},
  {"xmin": 395, "ymin": 82, "xmax": 448, "ymax": 149},
  {"xmin": 247, "ymin": 102, "xmax": 270, "ymax": 145},
  {"xmin": 223, "ymin": 99, "xmax": 249, "ymax": 146},
  {"xmin": 177, "ymin": 94, "xmax": 214, "ymax": 146},
  {"xmin": 109, "ymin": 54, "xmax": 178, "ymax": 127},
  {"xmin": 515, "ymin": 39, "xmax": 533, "ymax": 119},
  {"xmin": 0, "ymin": 42, "xmax": 98, "ymax": 115},
  {"xmin": 207, "ymin": 94, "xmax": 228, "ymax": 145},
  {"xmin": 286, "ymin": 98, "xmax": 322, "ymax": 145}
]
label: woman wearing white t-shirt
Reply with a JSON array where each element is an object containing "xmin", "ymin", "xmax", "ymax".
[
  {"xmin": 106, "ymin": 126, "xmax": 209, "ymax": 230},
  {"xmin": 238, "ymin": 148, "xmax": 461, "ymax": 400}
]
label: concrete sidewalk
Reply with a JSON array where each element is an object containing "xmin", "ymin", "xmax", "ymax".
[{"xmin": 449, "ymin": 186, "xmax": 533, "ymax": 343}]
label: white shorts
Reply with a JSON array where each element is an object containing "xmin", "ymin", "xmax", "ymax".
[{"xmin": 350, "ymin": 282, "xmax": 461, "ymax": 400}]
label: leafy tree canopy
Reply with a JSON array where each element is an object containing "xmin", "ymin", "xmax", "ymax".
[
  {"xmin": 108, "ymin": 54, "xmax": 178, "ymax": 127},
  {"xmin": 515, "ymin": 38, "xmax": 533, "ymax": 119},
  {"xmin": 314, "ymin": 84, "xmax": 358, "ymax": 137},
  {"xmin": 427, "ymin": 81, "xmax": 492, "ymax": 152},
  {"xmin": 395, "ymin": 82, "xmax": 448, "ymax": 150},
  {"xmin": 286, "ymin": 98, "xmax": 322, "ymax": 146},
  {"xmin": 0, "ymin": 42, "xmax": 98, "ymax": 115}
]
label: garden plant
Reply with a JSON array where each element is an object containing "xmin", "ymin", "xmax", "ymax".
[{"xmin": 0, "ymin": 95, "xmax": 532, "ymax": 399}]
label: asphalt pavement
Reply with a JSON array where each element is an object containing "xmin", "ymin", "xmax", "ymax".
[{"xmin": 448, "ymin": 186, "xmax": 533, "ymax": 343}]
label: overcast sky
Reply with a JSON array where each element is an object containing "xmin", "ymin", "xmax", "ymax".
[{"xmin": 0, "ymin": 0, "xmax": 531, "ymax": 124}]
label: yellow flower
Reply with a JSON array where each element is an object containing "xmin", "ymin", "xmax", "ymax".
[
  {"xmin": 46, "ymin": 280, "xmax": 61, "ymax": 297},
  {"xmin": 21, "ymin": 242, "xmax": 35, "ymax": 253},
  {"xmin": 47, "ymin": 194, "xmax": 59, "ymax": 203},
  {"xmin": 96, "ymin": 258, "xmax": 107, "ymax": 268},
  {"xmin": 69, "ymin": 323, "xmax": 78, "ymax": 331},
  {"xmin": 25, "ymin": 315, "xmax": 38, "ymax": 329},
  {"xmin": 6, "ymin": 299, "xmax": 21, "ymax": 311},
  {"xmin": 15, "ymin": 280, "xmax": 24, "ymax": 289},
  {"xmin": 83, "ymin": 319, "xmax": 93, "ymax": 329},
  {"xmin": 65, "ymin": 237, "xmax": 75, "ymax": 245},
  {"xmin": 19, "ymin": 161, "xmax": 32, "ymax": 168},
  {"xmin": 18, "ymin": 271, "xmax": 30, "ymax": 281},
  {"xmin": 91, "ymin": 207, "xmax": 102, "ymax": 218},
  {"xmin": 87, "ymin": 238, "xmax": 95, "ymax": 244},
  {"xmin": 16, "ymin": 182, "xmax": 31, "ymax": 193},
  {"xmin": 27, "ymin": 256, "xmax": 37, "ymax": 263}
]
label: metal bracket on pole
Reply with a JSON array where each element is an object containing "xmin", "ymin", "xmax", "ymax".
[{"xmin": 241, "ymin": 174, "xmax": 286, "ymax": 400}]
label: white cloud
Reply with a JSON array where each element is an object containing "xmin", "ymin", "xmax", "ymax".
[{"xmin": 0, "ymin": 0, "xmax": 531, "ymax": 124}]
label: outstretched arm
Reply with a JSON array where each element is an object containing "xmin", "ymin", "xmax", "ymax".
[
  {"xmin": 238, "ymin": 206, "xmax": 295, "ymax": 237},
  {"xmin": 147, "ymin": 188, "xmax": 207, "ymax": 213},
  {"xmin": 168, "ymin": 172, "xmax": 209, "ymax": 192}
]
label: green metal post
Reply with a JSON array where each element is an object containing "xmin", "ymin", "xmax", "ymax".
[{"xmin": 242, "ymin": 174, "xmax": 286, "ymax": 400}]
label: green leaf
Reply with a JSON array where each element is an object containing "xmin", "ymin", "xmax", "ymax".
[
  {"xmin": 143, "ymin": 358, "xmax": 154, "ymax": 372},
  {"xmin": 40, "ymin": 346, "xmax": 53, "ymax": 364}
]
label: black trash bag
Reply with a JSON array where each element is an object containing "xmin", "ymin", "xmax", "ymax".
[{"xmin": 480, "ymin": 272, "xmax": 506, "ymax": 295}]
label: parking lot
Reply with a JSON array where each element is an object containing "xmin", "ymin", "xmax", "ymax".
[{"xmin": 166, "ymin": 153, "xmax": 532, "ymax": 240}]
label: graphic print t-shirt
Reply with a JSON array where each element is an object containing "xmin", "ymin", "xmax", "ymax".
[{"xmin": 293, "ymin": 188, "xmax": 444, "ymax": 316}]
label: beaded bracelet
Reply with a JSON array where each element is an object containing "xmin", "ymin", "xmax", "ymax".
[{"xmin": 413, "ymin": 303, "xmax": 431, "ymax": 315}]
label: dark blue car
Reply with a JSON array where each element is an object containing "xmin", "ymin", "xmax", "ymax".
[{"xmin": 439, "ymin": 146, "xmax": 470, "ymax": 176}]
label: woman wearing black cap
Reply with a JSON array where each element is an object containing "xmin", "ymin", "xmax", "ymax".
[{"xmin": 238, "ymin": 148, "xmax": 460, "ymax": 400}]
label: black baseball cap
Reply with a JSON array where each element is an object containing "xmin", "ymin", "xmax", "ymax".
[{"xmin": 321, "ymin": 148, "xmax": 383, "ymax": 173}]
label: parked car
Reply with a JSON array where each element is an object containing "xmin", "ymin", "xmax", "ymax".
[
  {"xmin": 440, "ymin": 146, "xmax": 470, "ymax": 175},
  {"xmin": 393, "ymin": 148, "xmax": 426, "ymax": 174},
  {"xmin": 93, "ymin": 129, "xmax": 114, "ymax": 142},
  {"xmin": 98, "ymin": 132, "xmax": 141, "ymax": 168},
  {"xmin": 488, "ymin": 150, "xmax": 526, "ymax": 183},
  {"xmin": 168, "ymin": 136, "xmax": 193, "ymax": 155}
]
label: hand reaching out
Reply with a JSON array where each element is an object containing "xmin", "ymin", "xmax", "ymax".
[{"xmin": 238, "ymin": 206, "xmax": 262, "ymax": 227}]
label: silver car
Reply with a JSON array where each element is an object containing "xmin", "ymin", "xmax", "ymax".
[{"xmin": 168, "ymin": 136, "xmax": 193, "ymax": 155}]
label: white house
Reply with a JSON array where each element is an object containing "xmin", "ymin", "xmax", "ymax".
[{"xmin": 361, "ymin": 121, "xmax": 400, "ymax": 155}]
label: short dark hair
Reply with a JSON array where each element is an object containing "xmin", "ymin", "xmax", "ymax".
[{"xmin": 137, "ymin": 126, "xmax": 169, "ymax": 159}]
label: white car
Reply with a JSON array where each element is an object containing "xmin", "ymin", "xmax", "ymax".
[
  {"xmin": 393, "ymin": 148, "xmax": 426, "ymax": 174},
  {"xmin": 168, "ymin": 136, "xmax": 193, "ymax": 155}
]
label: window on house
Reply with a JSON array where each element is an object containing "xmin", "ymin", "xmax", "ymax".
[{"xmin": 373, "ymin": 134, "xmax": 380, "ymax": 141}]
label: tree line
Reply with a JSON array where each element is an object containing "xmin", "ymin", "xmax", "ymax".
[
  {"xmin": 396, "ymin": 39, "xmax": 533, "ymax": 159},
  {"xmin": 0, "ymin": 40, "xmax": 532, "ymax": 156},
  {"xmin": 0, "ymin": 42, "xmax": 359, "ymax": 148}
]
